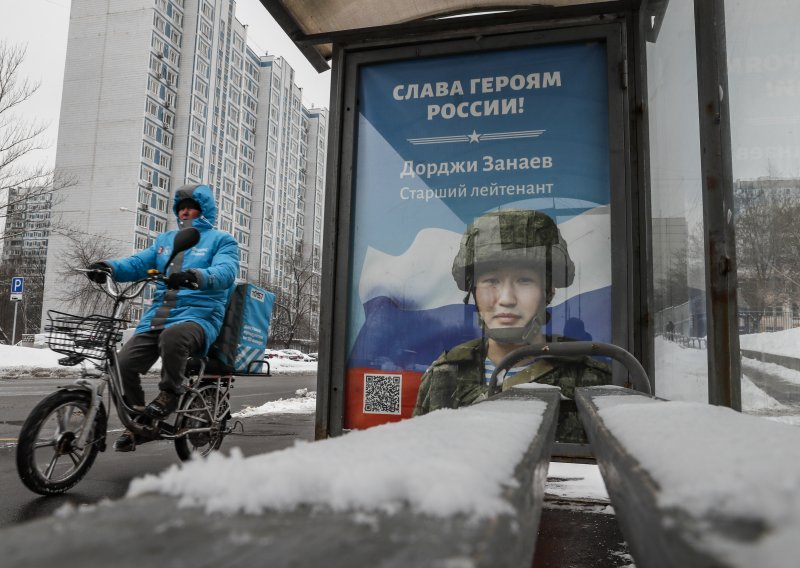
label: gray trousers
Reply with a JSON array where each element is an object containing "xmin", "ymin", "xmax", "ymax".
[{"xmin": 116, "ymin": 322, "xmax": 205, "ymax": 407}]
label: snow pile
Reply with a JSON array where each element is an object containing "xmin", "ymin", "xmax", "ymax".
[
  {"xmin": 265, "ymin": 358, "xmax": 317, "ymax": 375},
  {"xmin": 595, "ymin": 395, "xmax": 800, "ymax": 566},
  {"xmin": 0, "ymin": 344, "xmax": 316, "ymax": 378},
  {"xmin": 0, "ymin": 344, "xmax": 67, "ymax": 367},
  {"xmin": 740, "ymin": 327, "xmax": 800, "ymax": 358},
  {"xmin": 128, "ymin": 399, "xmax": 546, "ymax": 519},
  {"xmin": 0, "ymin": 344, "xmax": 81, "ymax": 378},
  {"xmin": 234, "ymin": 388, "xmax": 316, "ymax": 417},
  {"xmin": 654, "ymin": 337, "xmax": 791, "ymax": 413}
]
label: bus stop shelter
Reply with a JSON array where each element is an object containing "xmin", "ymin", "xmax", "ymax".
[{"xmin": 260, "ymin": 0, "xmax": 743, "ymax": 436}]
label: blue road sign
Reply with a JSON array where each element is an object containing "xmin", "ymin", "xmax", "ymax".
[{"xmin": 11, "ymin": 277, "xmax": 24, "ymax": 294}]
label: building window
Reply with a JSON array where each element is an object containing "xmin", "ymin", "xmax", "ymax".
[
  {"xmin": 192, "ymin": 97, "xmax": 207, "ymax": 115},
  {"xmin": 144, "ymin": 121, "xmax": 158, "ymax": 140},
  {"xmin": 190, "ymin": 137, "xmax": 204, "ymax": 157},
  {"xmin": 142, "ymin": 143, "xmax": 155, "ymax": 161},
  {"xmin": 145, "ymin": 98, "xmax": 159, "ymax": 118},
  {"xmin": 152, "ymin": 33, "xmax": 165, "ymax": 54},
  {"xmin": 198, "ymin": 38, "xmax": 211, "ymax": 58}
]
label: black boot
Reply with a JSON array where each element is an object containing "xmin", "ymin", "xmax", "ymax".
[
  {"xmin": 145, "ymin": 390, "xmax": 179, "ymax": 420},
  {"xmin": 112, "ymin": 412, "xmax": 152, "ymax": 452},
  {"xmin": 113, "ymin": 430, "xmax": 139, "ymax": 452}
]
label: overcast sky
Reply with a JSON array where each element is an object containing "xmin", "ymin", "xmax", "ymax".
[{"xmin": 0, "ymin": 0, "xmax": 331, "ymax": 169}]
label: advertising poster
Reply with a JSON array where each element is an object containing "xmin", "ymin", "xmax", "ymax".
[{"xmin": 345, "ymin": 41, "xmax": 612, "ymax": 428}]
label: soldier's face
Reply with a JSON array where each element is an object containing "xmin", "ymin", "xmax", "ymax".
[{"xmin": 474, "ymin": 266, "xmax": 545, "ymax": 330}]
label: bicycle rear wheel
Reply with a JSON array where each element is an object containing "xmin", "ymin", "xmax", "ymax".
[
  {"xmin": 174, "ymin": 382, "xmax": 230, "ymax": 461},
  {"xmin": 16, "ymin": 390, "xmax": 106, "ymax": 495}
]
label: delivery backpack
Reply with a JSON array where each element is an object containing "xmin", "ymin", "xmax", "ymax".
[{"xmin": 206, "ymin": 283, "xmax": 275, "ymax": 374}]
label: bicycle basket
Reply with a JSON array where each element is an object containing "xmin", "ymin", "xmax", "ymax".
[{"xmin": 45, "ymin": 310, "xmax": 128, "ymax": 362}]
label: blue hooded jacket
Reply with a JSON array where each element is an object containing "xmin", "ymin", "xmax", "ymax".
[{"xmin": 106, "ymin": 184, "xmax": 240, "ymax": 352}]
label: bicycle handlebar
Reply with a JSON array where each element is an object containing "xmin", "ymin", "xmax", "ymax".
[{"xmin": 80, "ymin": 267, "xmax": 199, "ymax": 311}]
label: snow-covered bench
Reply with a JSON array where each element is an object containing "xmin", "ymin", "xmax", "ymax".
[
  {"xmin": 576, "ymin": 386, "xmax": 800, "ymax": 568},
  {"xmin": 1, "ymin": 385, "xmax": 561, "ymax": 567}
]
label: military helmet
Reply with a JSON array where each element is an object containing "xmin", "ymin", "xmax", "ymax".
[{"xmin": 451, "ymin": 209, "xmax": 575, "ymax": 291}]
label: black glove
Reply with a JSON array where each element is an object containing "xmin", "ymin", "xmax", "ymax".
[
  {"xmin": 86, "ymin": 261, "xmax": 112, "ymax": 284},
  {"xmin": 166, "ymin": 270, "xmax": 199, "ymax": 290}
]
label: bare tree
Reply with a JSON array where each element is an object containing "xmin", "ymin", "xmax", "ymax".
[
  {"xmin": 252, "ymin": 244, "xmax": 320, "ymax": 349},
  {"xmin": 0, "ymin": 254, "xmax": 46, "ymax": 340},
  {"xmin": 734, "ymin": 181, "xmax": 800, "ymax": 331},
  {"xmin": 55, "ymin": 228, "xmax": 127, "ymax": 317},
  {"xmin": 0, "ymin": 41, "xmax": 75, "ymax": 237}
]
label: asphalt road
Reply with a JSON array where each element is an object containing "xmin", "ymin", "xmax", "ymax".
[{"xmin": 0, "ymin": 373, "xmax": 317, "ymax": 528}]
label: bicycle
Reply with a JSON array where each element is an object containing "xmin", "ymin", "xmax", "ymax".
[{"xmin": 16, "ymin": 228, "xmax": 236, "ymax": 495}]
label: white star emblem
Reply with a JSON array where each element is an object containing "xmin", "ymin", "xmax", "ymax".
[{"xmin": 468, "ymin": 130, "xmax": 480, "ymax": 143}]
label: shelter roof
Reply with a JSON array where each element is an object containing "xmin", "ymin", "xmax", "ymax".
[{"xmin": 260, "ymin": 1, "xmax": 647, "ymax": 71}]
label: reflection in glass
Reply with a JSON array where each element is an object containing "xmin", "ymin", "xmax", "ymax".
[
  {"xmin": 646, "ymin": 2, "xmax": 710, "ymax": 402},
  {"xmin": 728, "ymin": 0, "xmax": 800, "ymax": 424}
]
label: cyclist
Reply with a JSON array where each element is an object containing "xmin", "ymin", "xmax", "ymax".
[
  {"xmin": 412, "ymin": 208, "xmax": 611, "ymax": 443},
  {"xmin": 87, "ymin": 183, "xmax": 239, "ymax": 451}
]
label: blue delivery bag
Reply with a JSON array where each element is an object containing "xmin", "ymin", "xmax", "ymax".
[{"xmin": 207, "ymin": 283, "xmax": 275, "ymax": 374}]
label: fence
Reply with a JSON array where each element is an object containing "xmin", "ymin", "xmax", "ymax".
[{"xmin": 738, "ymin": 309, "xmax": 800, "ymax": 334}]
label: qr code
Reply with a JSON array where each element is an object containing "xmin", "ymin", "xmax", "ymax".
[{"xmin": 363, "ymin": 373, "xmax": 402, "ymax": 414}]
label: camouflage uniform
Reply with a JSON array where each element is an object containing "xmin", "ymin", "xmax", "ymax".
[
  {"xmin": 412, "ymin": 338, "xmax": 612, "ymax": 443},
  {"xmin": 412, "ymin": 208, "xmax": 612, "ymax": 443}
]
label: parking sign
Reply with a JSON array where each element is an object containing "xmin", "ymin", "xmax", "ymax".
[{"xmin": 11, "ymin": 277, "xmax": 23, "ymax": 301}]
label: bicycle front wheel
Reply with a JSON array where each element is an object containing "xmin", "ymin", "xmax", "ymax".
[{"xmin": 16, "ymin": 390, "xmax": 106, "ymax": 495}]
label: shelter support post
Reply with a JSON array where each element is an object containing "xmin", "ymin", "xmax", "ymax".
[{"xmin": 693, "ymin": 0, "xmax": 741, "ymax": 409}]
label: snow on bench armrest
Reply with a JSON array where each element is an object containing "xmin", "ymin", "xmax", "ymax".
[
  {"xmin": 576, "ymin": 386, "xmax": 800, "ymax": 568},
  {"xmin": 0, "ymin": 387, "xmax": 560, "ymax": 568}
]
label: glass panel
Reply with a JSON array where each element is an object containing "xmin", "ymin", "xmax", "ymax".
[
  {"xmin": 646, "ymin": 2, "xmax": 709, "ymax": 402},
  {"xmin": 727, "ymin": 1, "xmax": 800, "ymax": 425},
  {"xmin": 345, "ymin": 40, "xmax": 615, "ymax": 439}
]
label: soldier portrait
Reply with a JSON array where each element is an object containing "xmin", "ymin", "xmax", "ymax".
[{"xmin": 412, "ymin": 208, "xmax": 612, "ymax": 443}]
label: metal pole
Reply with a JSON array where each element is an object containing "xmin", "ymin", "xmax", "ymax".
[
  {"xmin": 694, "ymin": 0, "xmax": 742, "ymax": 410},
  {"xmin": 12, "ymin": 301, "xmax": 19, "ymax": 346}
]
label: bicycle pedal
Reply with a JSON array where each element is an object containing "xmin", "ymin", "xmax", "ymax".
[{"xmin": 158, "ymin": 422, "xmax": 176, "ymax": 435}]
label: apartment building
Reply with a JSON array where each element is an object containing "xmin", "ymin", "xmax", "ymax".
[
  {"xmin": 41, "ymin": 0, "xmax": 327, "ymax": 327},
  {"xmin": 1, "ymin": 188, "xmax": 52, "ymax": 263}
]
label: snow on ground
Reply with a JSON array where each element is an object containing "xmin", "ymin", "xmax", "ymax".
[
  {"xmin": 234, "ymin": 388, "xmax": 316, "ymax": 417},
  {"xmin": 740, "ymin": 327, "xmax": 800, "ymax": 358},
  {"xmin": 128, "ymin": 399, "xmax": 547, "ymax": 519},
  {"xmin": 654, "ymin": 336, "xmax": 709, "ymax": 402},
  {"xmin": 742, "ymin": 357, "xmax": 800, "ymax": 387},
  {"xmin": 595, "ymin": 395, "xmax": 800, "ymax": 567},
  {"xmin": 0, "ymin": 344, "xmax": 316, "ymax": 378},
  {"xmin": 0, "ymin": 344, "xmax": 65, "ymax": 367},
  {"xmin": 654, "ymin": 336, "xmax": 793, "ymax": 413},
  {"xmin": 265, "ymin": 358, "xmax": 317, "ymax": 375},
  {"xmin": 546, "ymin": 462, "xmax": 609, "ymax": 504}
]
